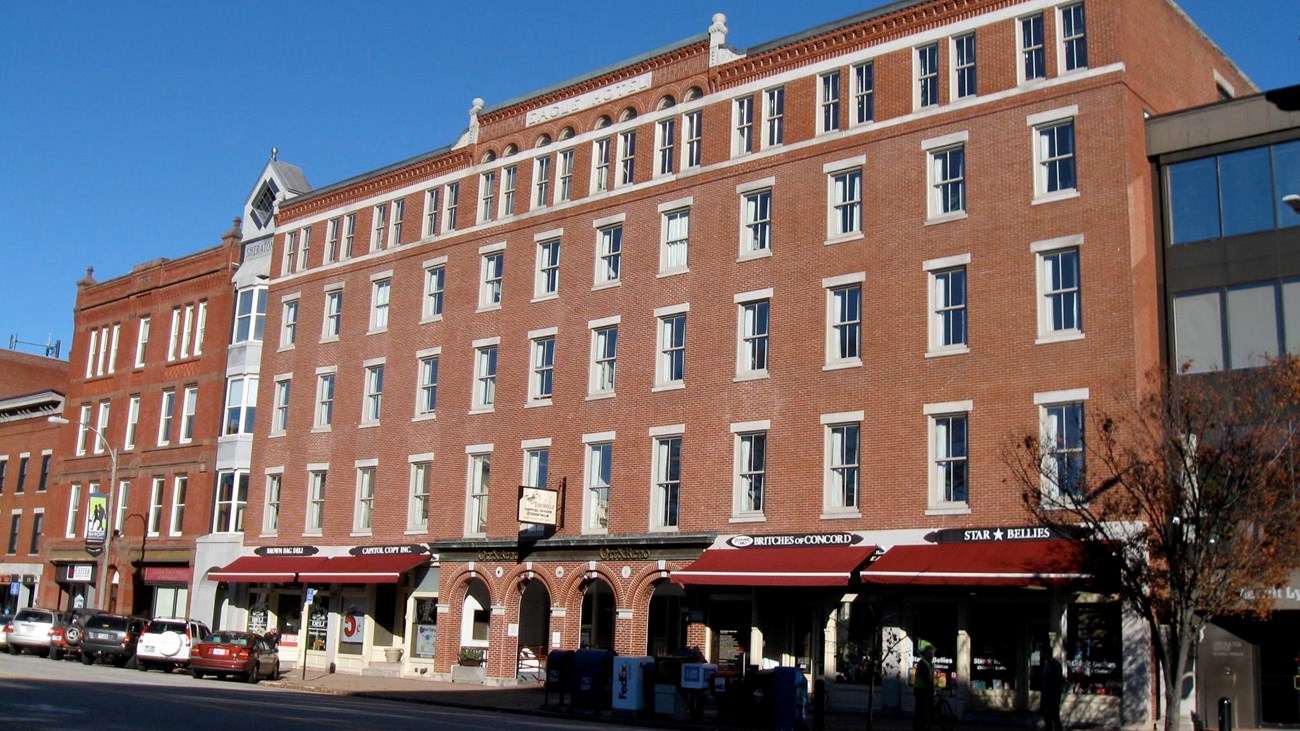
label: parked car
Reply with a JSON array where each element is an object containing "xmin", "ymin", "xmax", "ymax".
[
  {"xmin": 6, "ymin": 608, "xmax": 57, "ymax": 656},
  {"xmin": 136, "ymin": 618, "xmax": 210, "ymax": 672},
  {"xmin": 49, "ymin": 608, "xmax": 98, "ymax": 661},
  {"xmin": 80, "ymin": 614, "xmax": 147, "ymax": 667},
  {"xmin": 189, "ymin": 631, "xmax": 280, "ymax": 683}
]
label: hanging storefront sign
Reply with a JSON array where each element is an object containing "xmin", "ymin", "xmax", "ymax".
[
  {"xmin": 61, "ymin": 564, "xmax": 95, "ymax": 583},
  {"xmin": 518, "ymin": 485, "xmax": 560, "ymax": 525},
  {"xmin": 85, "ymin": 492, "xmax": 108, "ymax": 551}
]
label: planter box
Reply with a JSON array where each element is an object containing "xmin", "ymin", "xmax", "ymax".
[{"xmin": 451, "ymin": 663, "xmax": 487, "ymax": 684}]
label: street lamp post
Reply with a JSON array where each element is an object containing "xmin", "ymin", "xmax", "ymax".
[{"xmin": 49, "ymin": 415, "xmax": 118, "ymax": 612}]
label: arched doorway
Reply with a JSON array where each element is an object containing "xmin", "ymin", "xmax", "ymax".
[
  {"xmin": 580, "ymin": 578, "xmax": 615, "ymax": 650},
  {"xmin": 646, "ymin": 580, "xmax": 687, "ymax": 656},
  {"xmin": 517, "ymin": 579, "xmax": 550, "ymax": 679},
  {"xmin": 460, "ymin": 578, "xmax": 491, "ymax": 653}
]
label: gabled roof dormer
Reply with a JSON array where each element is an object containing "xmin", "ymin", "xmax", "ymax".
[{"xmin": 241, "ymin": 148, "xmax": 312, "ymax": 238}]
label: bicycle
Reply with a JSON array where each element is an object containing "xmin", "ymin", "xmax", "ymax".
[{"xmin": 933, "ymin": 685, "xmax": 957, "ymax": 731}]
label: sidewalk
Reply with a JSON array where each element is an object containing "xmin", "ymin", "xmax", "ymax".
[{"xmin": 261, "ymin": 669, "xmax": 1046, "ymax": 731}]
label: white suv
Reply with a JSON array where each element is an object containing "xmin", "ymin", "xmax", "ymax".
[
  {"xmin": 136, "ymin": 618, "xmax": 210, "ymax": 672},
  {"xmin": 6, "ymin": 608, "xmax": 57, "ymax": 657}
]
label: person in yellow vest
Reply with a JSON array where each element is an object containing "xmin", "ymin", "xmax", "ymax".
[{"xmin": 913, "ymin": 641, "xmax": 936, "ymax": 731}]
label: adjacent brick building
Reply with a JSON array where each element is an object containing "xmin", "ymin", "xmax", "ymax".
[{"xmin": 194, "ymin": 0, "xmax": 1251, "ymax": 726}]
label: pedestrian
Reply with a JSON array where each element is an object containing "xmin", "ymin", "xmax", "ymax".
[
  {"xmin": 1041, "ymin": 648, "xmax": 1065, "ymax": 731},
  {"xmin": 913, "ymin": 641, "xmax": 935, "ymax": 731}
]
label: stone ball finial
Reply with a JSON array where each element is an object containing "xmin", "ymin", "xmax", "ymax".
[
  {"xmin": 471, "ymin": 98, "xmax": 484, "ymax": 113},
  {"xmin": 713, "ymin": 12, "xmax": 726, "ymax": 25}
]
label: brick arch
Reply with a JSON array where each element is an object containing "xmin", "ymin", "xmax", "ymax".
[
  {"xmin": 555, "ymin": 562, "xmax": 625, "ymax": 608},
  {"xmin": 504, "ymin": 564, "xmax": 555, "ymax": 604},
  {"xmin": 626, "ymin": 563, "xmax": 679, "ymax": 607},
  {"xmin": 445, "ymin": 565, "xmax": 498, "ymax": 608}
]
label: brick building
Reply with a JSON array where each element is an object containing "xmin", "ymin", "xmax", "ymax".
[
  {"xmin": 44, "ymin": 239, "xmax": 241, "ymax": 617},
  {"xmin": 0, "ymin": 350, "xmax": 66, "ymax": 614},
  {"xmin": 206, "ymin": 0, "xmax": 1248, "ymax": 724}
]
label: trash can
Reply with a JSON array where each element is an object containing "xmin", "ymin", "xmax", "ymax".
[{"xmin": 571, "ymin": 648, "xmax": 615, "ymax": 711}]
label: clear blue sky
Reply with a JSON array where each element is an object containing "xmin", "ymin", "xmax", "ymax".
[{"xmin": 1, "ymin": 0, "xmax": 1296, "ymax": 360}]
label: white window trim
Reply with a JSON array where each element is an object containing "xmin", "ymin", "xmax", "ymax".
[
  {"xmin": 279, "ymin": 294, "xmax": 300, "ymax": 351},
  {"xmin": 421, "ymin": 255, "xmax": 448, "ymax": 324},
  {"xmin": 653, "ymin": 303, "xmax": 689, "ymax": 391},
  {"xmin": 478, "ymin": 243, "xmax": 507, "ymax": 312},
  {"xmin": 581, "ymin": 434, "xmax": 614, "ymax": 535},
  {"xmin": 734, "ymin": 289, "xmax": 773, "ymax": 381},
  {"xmin": 532, "ymin": 231, "xmax": 563, "ymax": 302},
  {"xmin": 730, "ymin": 420, "xmax": 771, "ymax": 522},
  {"xmin": 925, "ymin": 401, "xmax": 974, "ymax": 514},
  {"xmin": 821, "ymin": 415, "xmax": 863, "ymax": 519},
  {"xmin": 737, "ymin": 178, "xmax": 776, "ymax": 260},
  {"xmin": 912, "ymin": 41, "xmax": 940, "ymax": 111},
  {"xmin": 1033, "ymin": 235, "xmax": 1085, "ymax": 344},
  {"xmin": 657, "ymin": 198, "xmax": 693, "ymax": 276},
  {"xmin": 823, "ymin": 272, "xmax": 866, "ymax": 370},
  {"xmin": 817, "ymin": 69, "xmax": 842, "ymax": 135},
  {"xmin": 263, "ymin": 466, "xmax": 284, "ymax": 537},
  {"xmin": 527, "ymin": 328, "xmax": 558, "ymax": 407},
  {"xmin": 824, "ymin": 157, "xmax": 866, "ymax": 245},
  {"xmin": 924, "ymin": 253, "xmax": 972, "ymax": 357},
  {"xmin": 588, "ymin": 316, "xmax": 620, "ymax": 399},
  {"xmin": 1027, "ymin": 108, "xmax": 1080, "ymax": 203},
  {"xmin": 761, "ymin": 86, "xmax": 785, "ymax": 148},
  {"xmin": 321, "ymin": 283, "xmax": 344, "ymax": 343},
  {"xmin": 1055, "ymin": 2, "xmax": 1087, "ymax": 76},
  {"xmin": 463, "ymin": 444, "xmax": 492, "ymax": 538},
  {"xmin": 1016, "ymin": 11, "xmax": 1048, "ymax": 86},
  {"xmin": 1034, "ymin": 390, "xmax": 1089, "ymax": 503},
  {"xmin": 949, "ymin": 32, "xmax": 977, "ymax": 102},
  {"xmin": 731, "ymin": 94, "xmax": 755, "ymax": 158},
  {"xmin": 368, "ymin": 272, "xmax": 393, "ymax": 334},
  {"xmin": 648, "ymin": 429, "xmax": 684, "ymax": 533},
  {"xmin": 414, "ymin": 346, "xmax": 442, "ymax": 422},
  {"xmin": 923, "ymin": 131, "xmax": 970, "ymax": 223},
  {"xmin": 471, "ymin": 337, "xmax": 500, "ymax": 414}
]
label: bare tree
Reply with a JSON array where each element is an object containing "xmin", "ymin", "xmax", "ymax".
[{"xmin": 1005, "ymin": 358, "xmax": 1300, "ymax": 731}]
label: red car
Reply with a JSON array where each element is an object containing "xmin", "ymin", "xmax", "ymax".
[{"xmin": 189, "ymin": 631, "xmax": 280, "ymax": 683}]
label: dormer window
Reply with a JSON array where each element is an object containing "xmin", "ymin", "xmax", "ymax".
[{"xmin": 250, "ymin": 180, "xmax": 279, "ymax": 228}]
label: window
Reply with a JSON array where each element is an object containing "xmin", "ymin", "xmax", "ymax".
[
  {"xmin": 423, "ymin": 261, "xmax": 446, "ymax": 320},
  {"xmin": 424, "ymin": 188, "xmax": 440, "ymax": 236},
  {"xmin": 66, "ymin": 484, "xmax": 81, "ymax": 537},
  {"xmin": 1034, "ymin": 116, "xmax": 1077, "ymax": 197},
  {"xmin": 653, "ymin": 435, "xmax": 682, "ymax": 529},
  {"xmin": 916, "ymin": 43, "xmax": 939, "ymax": 109},
  {"xmin": 535, "ymin": 238, "xmax": 561, "ymax": 298},
  {"xmin": 157, "ymin": 390, "xmax": 175, "ymax": 445},
  {"xmin": 557, "ymin": 151, "xmax": 574, "ymax": 202},
  {"xmin": 180, "ymin": 385, "xmax": 198, "ymax": 443},
  {"xmin": 371, "ymin": 203, "xmax": 388, "ymax": 251},
  {"xmin": 927, "ymin": 404, "xmax": 971, "ymax": 508},
  {"xmin": 656, "ymin": 119, "xmax": 675, "ymax": 176},
  {"xmin": 323, "ymin": 288, "xmax": 343, "ymax": 340},
  {"xmin": 501, "ymin": 165, "xmax": 517, "ymax": 216},
  {"xmin": 1166, "ymin": 140, "xmax": 1300, "ymax": 244},
  {"xmin": 94, "ymin": 402, "xmax": 110, "ymax": 454},
  {"xmin": 306, "ymin": 469, "xmax": 327, "ymax": 533},
  {"xmin": 37, "ymin": 453, "xmax": 50, "ymax": 492},
  {"xmin": 1020, "ymin": 13, "xmax": 1046, "ymax": 82},
  {"xmin": 617, "ymin": 131, "xmax": 636, "ymax": 186},
  {"xmin": 169, "ymin": 475, "xmax": 187, "ymax": 536},
  {"xmin": 343, "ymin": 213, "xmax": 356, "ymax": 257},
  {"xmin": 660, "ymin": 205, "xmax": 690, "ymax": 272},
  {"xmin": 529, "ymin": 334, "xmax": 555, "ymax": 403},
  {"xmin": 362, "ymin": 363, "xmax": 384, "ymax": 423},
  {"xmin": 114, "ymin": 481, "xmax": 129, "ymax": 533},
  {"xmin": 825, "ymin": 419, "xmax": 862, "ymax": 512},
  {"xmin": 125, "ymin": 396, "xmax": 140, "ymax": 450},
  {"xmin": 214, "ymin": 468, "xmax": 246, "ymax": 533},
  {"xmin": 391, "ymin": 198, "xmax": 405, "ymax": 245},
  {"xmin": 355, "ymin": 465, "xmax": 376, "ymax": 532},
  {"xmin": 1037, "ymin": 243, "xmax": 1083, "ymax": 338},
  {"xmin": 595, "ymin": 221, "xmax": 622, "ymax": 286},
  {"xmin": 28, "ymin": 512, "xmax": 42, "ymax": 555},
  {"xmin": 473, "ymin": 342, "xmax": 498, "ymax": 410},
  {"xmin": 928, "ymin": 142, "xmax": 966, "ymax": 217},
  {"xmin": 682, "ymin": 111, "xmax": 702, "ymax": 169},
  {"xmin": 927, "ymin": 258, "xmax": 969, "ymax": 353},
  {"xmin": 325, "ymin": 217, "xmax": 341, "ymax": 262},
  {"xmin": 416, "ymin": 351, "xmax": 439, "ymax": 416},
  {"xmin": 284, "ymin": 231, "xmax": 299, "ymax": 275},
  {"xmin": 820, "ymin": 70, "xmax": 842, "ymax": 132},
  {"xmin": 735, "ymin": 428, "xmax": 767, "ymax": 516},
  {"xmin": 0, "ymin": 458, "xmax": 6, "ymax": 494},
  {"xmin": 479, "ymin": 170, "xmax": 497, "ymax": 222},
  {"xmin": 534, "ymin": 156, "xmax": 551, "ymax": 207},
  {"xmin": 224, "ymin": 376, "xmax": 256, "ymax": 436},
  {"xmin": 134, "ymin": 317, "xmax": 149, "ymax": 367},
  {"xmin": 1041, "ymin": 399, "xmax": 1085, "ymax": 501},
  {"xmin": 76, "ymin": 403, "xmax": 91, "ymax": 455},
  {"xmin": 147, "ymin": 477, "xmax": 164, "ymax": 536},
  {"xmin": 264, "ymin": 472, "xmax": 282, "ymax": 533},
  {"xmin": 828, "ymin": 163, "xmax": 863, "ymax": 239},
  {"xmin": 408, "ymin": 459, "xmax": 432, "ymax": 530},
  {"xmin": 523, "ymin": 444, "xmax": 549, "ymax": 489},
  {"xmin": 466, "ymin": 450, "xmax": 491, "ymax": 536},
  {"xmin": 272, "ymin": 378, "xmax": 290, "ymax": 434},
  {"xmin": 584, "ymin": 438, "xmax": 612, "ymax": 532},
  {"xmin": 1060, "ymin": 3, "xmax": 1087, "ymax": 72},
  {"xmin": 825, "ymin": 275, "xmax": 864, "ymax": 366},
  {"xmin": 281, "ymin": 297, "xmax": 299, "ymax": 348},
  {"xmin": 444, "ymin": 183, "xmax": 459, "ymax": 231},
  {"xmin": 7, "ymin": 513, "xmax": 19, "ymax": 555},
  {"xmin": 589, "ymin": 320, "xmax": 618, "ymax": 396},
  {"xmin": 592, "ymin": 138, "xmax": 611, "ymax": 193},
  {"xmin": 167, "ymin": 302, "xmax": 204, "ymax": 360},
  {"xmin": 370, "ymin": 277, "xmax": 391, "ymax": 332},
  {"xmin": 297, "ymin": 227, "xmax": 311, "ymax": 271},
  {"xmin": 656, "ymin": 306, "xmax": 687, "ymax": 388},
  {"xmin": 734, "ymin": 96, "xmax": 754, "ymax": 155},
  {"xmin": 742, "ymin": 187, "xmax": 772, "ymax": 255},
  {"xmin": 954, "ymin": 33, "xmax": 977, "ymax": 98},
  {"xmin": 1173, "ymin": 280, "xmax": 1300, "ymax": 373},
  {"xmin": 736, "ymin": 294, "xmax": 771, "ymax": 377},
  {"xmin": 479, "ymin": 248, "xmax": 504, "ymax": 309},
  {"xmin": 315, "ymin": 372, "xmax": 336, "ymax": 429},
  {"xmin": 15, "ymin": 455, "xmax": 28, "ymax": 493},
  {"xmin": 764, "ymin": 87, "xmax": 784, "ymax": 146}
]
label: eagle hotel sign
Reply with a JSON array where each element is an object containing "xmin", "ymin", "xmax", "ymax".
[{"xmin": 525, "ymin": 73, "xmax": 653, "ymax": 127}]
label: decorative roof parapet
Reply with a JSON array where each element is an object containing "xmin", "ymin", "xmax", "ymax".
[{"xmin": 709, "ymin": 13, "xmax": 743, "ymax": 67}]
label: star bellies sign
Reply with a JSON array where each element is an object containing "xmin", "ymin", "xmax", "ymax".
[{"xmin": 924, "ymin": 526, "xmax": 1079, "ymax": 543}]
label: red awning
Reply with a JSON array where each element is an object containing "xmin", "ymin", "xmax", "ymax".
[
  {"xmin": 673, "ymin": 545, "xmax": 878, "ymax": 587},
  {"xmin": 296, "ymin": 554, "xmax": 430, "ymax": 584},
  {"xmin": 209, "ymin": 556, "xmax": 329, "ymax": 583},
  {"xmin": 860, "ymin": 540, "xmax": 1090, "ymax": 587}
]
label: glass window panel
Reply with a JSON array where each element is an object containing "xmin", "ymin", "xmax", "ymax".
[
  {"xmin": 1173, "ymin": 291, "xmax": 1223, "ymax": 374},
  {"xmin": 1169, "ymin": 158, "xmax": 1221, "ymax": 244},
  {"xmin": 1219, "ymin": 147, "xmax": 1275, "ymax": 238},
  {"xmin": 1283, "ymin": 279, "xmax": 1300, "ymax": 355},
  {"xmin": 1273, "ymin": 140, "xmax": 1300, "ymax": 230},
  {"xmin": 1226, "ymin": 283, "xmax": 1279, "ymax": 368}
]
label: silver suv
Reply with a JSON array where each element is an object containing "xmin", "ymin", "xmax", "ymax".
[
  {"xmin": 6, "ymin": 608, "xmax": 57, "ymax": 657},
  {"xmin": 136, "ymin": 618, "xmax": 210, "ymax": 672}
]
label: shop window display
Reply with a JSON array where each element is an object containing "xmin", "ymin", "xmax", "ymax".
[
  {"xmin": 969, "ymin": 603, "xmax": 1018, "ymax": 692},
  {"xmin": 1066, "ymin": 603, "xmax": 1121, "ymax": 696},
  {"xmin": 911, "ymin": 602, "xmax": 958, "ymax": 687}
]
